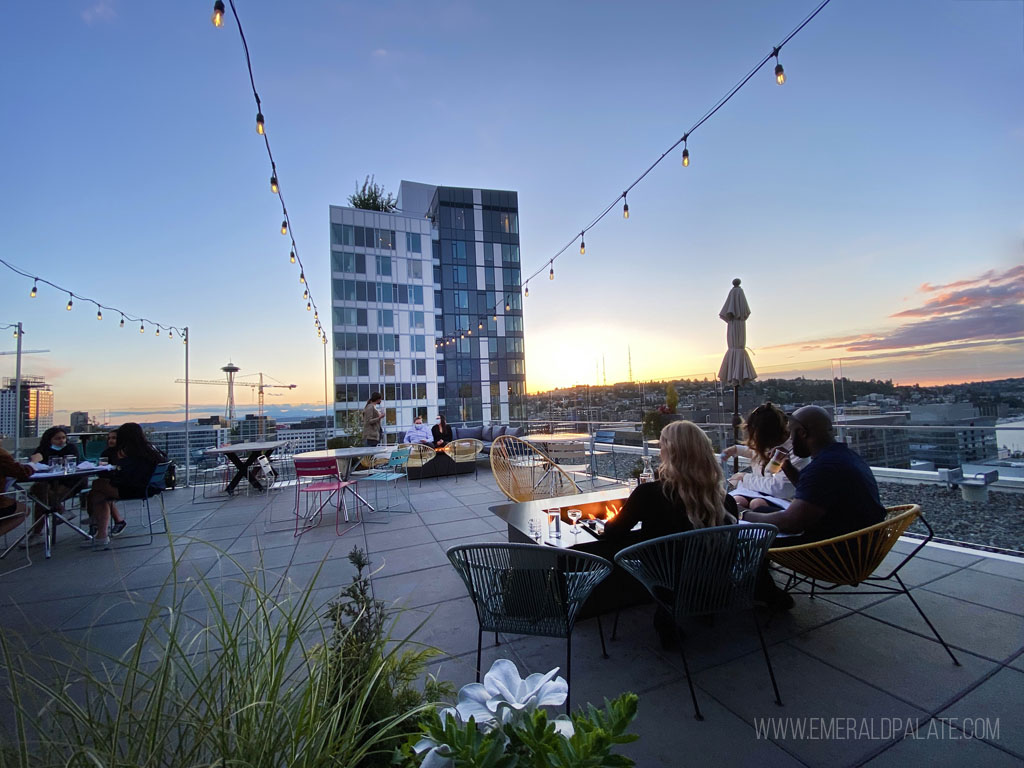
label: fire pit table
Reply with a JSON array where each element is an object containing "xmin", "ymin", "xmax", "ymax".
[{"xmin": 488, "ymin": 486, "xmax": 651, "ymax": 616}]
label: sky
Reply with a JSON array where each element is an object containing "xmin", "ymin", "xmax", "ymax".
[{"xmin": 1, "ymin": 0, "xmax": 1022, "ymax": 424}]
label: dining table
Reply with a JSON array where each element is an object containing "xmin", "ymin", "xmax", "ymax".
[
  {"xmin": 3, "ymin": 463, "xmax": 115, "ymax": 560},
  {"xmin": 205, "ymin": 440, "xmax": 289, "ymax": 494},
  {"xmin": 293, "ymin": 445, "xmax": 391, "ymax": 519}
]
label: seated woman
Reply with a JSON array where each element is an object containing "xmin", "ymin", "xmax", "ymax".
[
  {"xmin": 0, "ymin": 447, "xmax": 34, "ymax": 537},
  {"xmin": 26, "ymin": 427, "xmax": 86, "ymax": 546},
  {"xmin": 97, "ymin": 431, "xmax": 127, "ymax": 536},
  {"xmin": 722, "ymin": 402, "xmax": 809, "ymax": 511},
  {"xmin": 431, "ymin": 413, "xmax": 453, "ymax": 449},
  {"xmin": 84, "ymin": 423, "xmax": 165, "ymax": 551}
]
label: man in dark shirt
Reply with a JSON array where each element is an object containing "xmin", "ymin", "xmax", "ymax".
[{"xmin": 740, "ymin": 405, "xmax": 885, "ymax": 543}]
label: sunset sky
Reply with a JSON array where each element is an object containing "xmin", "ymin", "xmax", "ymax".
[{"xmin": 1, "ymin": 0, "xmax": 1021, "ymax": 423}]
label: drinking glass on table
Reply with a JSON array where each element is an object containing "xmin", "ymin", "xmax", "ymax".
[
  {"xmin": 49, "ymin": 456, "xmax": 64, "ymax": 473},
  {"xmin": 567, "ymin": 508, "xmax": 582, "ymax": 535},
  {"xmin": 65, "ymin": 456, "xmax": 77, "ymax": 474},
  {"xmin": 528, "ymin": 517, "xmax": 542, "ymax": 542},
  {"xmin": 765, "ymin": 447, "xmax": 789, "ymax": 474},
  {"xmin": 544, "ymin": 507, "xmax": 561, "ymax": 539}
]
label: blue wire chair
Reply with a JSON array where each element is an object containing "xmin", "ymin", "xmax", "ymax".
[
  {"xmin": 614, "ymin": 524, "xmax": 782, "ymax": 720},
  {"xmin": 447, "ymin": 542, "xmax": 613, "ymax": 711},
  {"xmin": 359, "ymin": 448, "xmax": 412, "ymax": 519},
  {"xmin": 113, "ymin": 460, "xmax": 172, "ymax": 548}
]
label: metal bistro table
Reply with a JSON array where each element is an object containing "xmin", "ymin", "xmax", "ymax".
[
  {"xmin": 206, "ymin": 440, "xmax": 288, "ymax": 495},
  {"xmin": 4, "ymin": 464, "xmax": 115, "ymax": 560},
  {"xmin": 293, "ymin": 446, "xmax": 391, "ymax": 520}
]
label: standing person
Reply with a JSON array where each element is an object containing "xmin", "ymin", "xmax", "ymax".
[
  {"xmin": 431, "ymin": 413, "xmax": 453, "ymax": 449},
  {"xmin": 740, "ymin": 405, "xmax": 885, "ymax": 544},
  {"xmin": 403, "ymin": 416, "xmax": 432, "ymax": 446},
  {"xmin": 362, "ymin": 393, "xmax": 384, "ymax": 447},
  {"xmin": 722, "ymin": 402, "xmax": 810, "ymax": 511},
  {"xmin": 84, "ymin": 423, "xmax": 164, "ymax": 551},
  {"xmin": 26, "ymin": 427, "xmax": 85, "ymax": 546}
]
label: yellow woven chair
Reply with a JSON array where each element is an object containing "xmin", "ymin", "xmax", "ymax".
[
  {"xmin": 446, "ymin": 438, "xmax": 483, "ymax": 481},
  {"xmin": 398, "ymin": 443, "xmax": 437, "ymax": 486},
  {"xmin": 770, "ymin": 504, "xmax": 959, "ymax": 664},
  {"xmin": 490, "ymin": 435, "xmax": 581, "ymax": 503}
]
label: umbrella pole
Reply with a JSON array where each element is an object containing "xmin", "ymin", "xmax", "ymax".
[{"xmin": 732, "ymin": 386, "xmax": 741, "ymax": 474}]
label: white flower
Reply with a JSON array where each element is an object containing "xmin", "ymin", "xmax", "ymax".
[
  {"xmin": 446, "ymin": 659, "xmax": 573, "ymax": 733},
  {"xmin": 414, "ymin": 738, "xmax": 453, "ymax": 768}
]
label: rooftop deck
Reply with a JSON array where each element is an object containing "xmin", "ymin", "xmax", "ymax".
[{"xmin": 2, "ymin": 468, "xmax": 1022, "ymax": 766}]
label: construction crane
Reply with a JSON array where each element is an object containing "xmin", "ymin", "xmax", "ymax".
[{"xmin": 175, "ymin": 366, "xmax": 296, "ymax": 438}]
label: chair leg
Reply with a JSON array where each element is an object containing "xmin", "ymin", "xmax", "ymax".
[
  {"xmin": 751, "ymin": 609, "xmax": 783, "ymax": 706},
  {"xmin": 476, "ymin": 628, "xmax": 483, "ymax": 683},
  {"xmin": 565, "ymin": 632, "xmax": 572, "ymax": 713},
  {"xmin": 611, "ymin": 609, "xmax": 620, "ymax": 641},
  {"xmin": 597, "ymin": 615, "xmax": 609, "ymax": 659},
  {"xmin": 677, "ymin": 628, "xmax": 703, "ymax": 721},
  {"xmin": 895, "ymin": 573, "xmax": 960, "ymax": 665},
  {"xmin": 494, "ymin": 632, "xmax": 500, "ymax": 646}
]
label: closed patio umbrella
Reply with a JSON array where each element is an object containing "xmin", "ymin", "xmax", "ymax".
[{"xmin": 718, "ymin": 278, "xmax": 757, "ymax": 472}]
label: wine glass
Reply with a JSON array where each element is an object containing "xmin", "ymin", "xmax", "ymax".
[{"xmin": 567, "ymin": 508, "xmax": 582, "ymax": 535}]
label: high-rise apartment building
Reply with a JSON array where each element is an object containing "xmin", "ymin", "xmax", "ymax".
[
  {"xmin": 70, "ymin": 411, "xmax": 90, "ymax": 432},
  {"xmin": 329, "ymin": 181, "xmax": 526, "ymax": 436},
  {"xmin": 0, "ymin": 376, "xmax": 54, "ymax": 439}
]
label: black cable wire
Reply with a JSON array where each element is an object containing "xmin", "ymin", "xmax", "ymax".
[
  {"xmin": 520, "ymin": 0, "xmax": 833, "ymax": 288},
  {"xmin": 225, "ymin": 0, "xmax": 326, "ymax": 344},
  {"xmin": 0, "ymin": 257, "xmax": 187, "ymax": 339}
]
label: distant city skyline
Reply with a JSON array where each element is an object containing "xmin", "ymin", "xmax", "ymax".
[{"xmin": 1, "ymin": 1, "xmax": 1021, "ymax": 412}]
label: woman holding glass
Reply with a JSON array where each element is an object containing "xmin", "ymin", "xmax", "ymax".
[{"xmin": 721, "ymin": 402, "xmax": 809, "ymax": 511}]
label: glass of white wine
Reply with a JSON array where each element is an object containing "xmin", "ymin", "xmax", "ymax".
[{"xmin": 567, "ymin": 508, "xmax": 582, "ymax": 535}]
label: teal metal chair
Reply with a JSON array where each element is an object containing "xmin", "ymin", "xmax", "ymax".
[
  {"xmin": 446, "ymin": 542, "xmax": 613, "ymax": 710},
  {"xmin": 359, "ymin": 448, "xmax": 412, "ymax": 519},
  {"xmin": 112, "ymin": 460, "xmax": 172, "ymax": 548},
  {"xmin": 614, "ymin": 524, "xmax": 782, "ymax": 721}
]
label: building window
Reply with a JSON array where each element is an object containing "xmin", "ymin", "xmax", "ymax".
[
  {"xmin": 408, "ymin": 259, "xmax": 423, "ymax": 279},
  {"xmin": 406, "ymin": 232, "xmax": 422, "ymax": 253},
  {"xmin": 412, "ymin": 335, "xmax": 425, "ymax": 352},
  {"xmin": 505, "ymin": 315, "xmax": 523, "ymax": 332},
  {"xmin": 379, "ymin": 359, "xmax": 395, "ymax": 376},
  {"xmin": 376, "ymin": 255, "xmax": 392, "ymax": 277},
  {"xmin": 377, "ymin": 309, "xmax": 394, "ymax": 328},
  {"xmin": 413, "ymin": 359, "xmax": 426, "ymax": 376},
  {"xmin": 409, "ymin": 311, "xmax": 424, "ymax": 329},
  {"xmin": 454, "ymin": 290, "xmax": 469, "ymax": 310}
]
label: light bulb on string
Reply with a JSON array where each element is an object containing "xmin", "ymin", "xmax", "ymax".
[
  {"xmin": 139, "ymin": 323, "xmax": 145, "ymax": 334},
  {"xmin": 30, "ymin": 281, "xmax": 37, "ymax": 298},
  {"xmin": 505, "ymin": 298, "xmax": 511, "ymax": 312},
  {"xmin": 289, "ymin": 250, "xmax": 296, "ymax": 264},
  {"xmin": 256, "ymin": 112, "xmax": 265, "ymax": 135},
  {"xmin": 306, "ymin": 302, "xmax": 311, "ymax": 311},
  {"xmin": 478, "ymin": 321, "xmax": 483, "ymax": 329},
  {"xmin": 281, "ymin": 220, "xmax": 288, "ymax": 235},
  {"xmin": 96, "ymin": 309, "xmax": 102, "ymax": 321},
  {"xmin": 549, "ymin": 262, "xmax": 554, "ymax": 281},
  {"xmin": 169, "ymin": 330, "xmax": 173, "ymax": 339},
  {"xmin": 270, "ymin": 175, "xmax": 279, "ymax": 194},
  {"xmin": 682, "ymin": 133, "xmax": 690, "ymax": 167},
  {"xmin": 155, "ymin": 328, "xmax": 160, "ymax": 337},
  {"xmin": 120, "ymin": 315, "xmax": 125, "ymax": 328},
  {"xmin": 299, "ymin": 272, "xmax": 305, "ymax": 284},
  {"xmin": 66, "ymin": 295, "xmax": 73, "ymax": 311},
  {"xmin": 493, "ymin": 312, "xmax": 497, "ymax": 322},
  {"xmin": 211, "ymin": 0, "xmax": 225, "ymax": 27},
  {"xmin": 773, "ymin": 48, "xmax": 785, "ymax": 85},
  {"xmin": 303, "ymin": 289, "xmax": 308, "ymax": 300},
  {"xmin": 579, "ymin": 233, "xmax": 585, "ymax": 255},
  {"xmin": 524, "ymin": 284, "xmax": 529, "ymax": 297},
  {"xmin": 623, "ymin": 194, "xmax": 629, "ymax": 219}
]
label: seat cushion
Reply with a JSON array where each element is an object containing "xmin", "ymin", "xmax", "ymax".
[
  {"xmin": 483, "ymin": 425, "xmax": 507, "ymax": 442},
  {"xmin": 505, "ymin": 426, "xmax": 525, "ymax": 438},
  {"xmin": 456, "ymin": 425, "xmax": 484, "ymax": 440}
]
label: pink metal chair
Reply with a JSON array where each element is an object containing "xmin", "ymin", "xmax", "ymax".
[{"xmin": 293, "ymin": 457, "xmax": 359, "ymax": 537}]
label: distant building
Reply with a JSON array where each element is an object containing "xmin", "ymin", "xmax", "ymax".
[
  {"xmin": 147, "ymin": 426, "xmax": 229, "ymax": 466},
  {"xmin": 70, "ymin": 411, "xmax": 90, "ymax": 432},
  {"xmin": 835, "ymin": 412, "xmax": 912, "ymax": 469},
  {"xmin": 906, "ymin": 404, "xmax": 998, "ymax": 468},
  {"xmin": 238, "ymin": 414, "xmax": 277, "ymax": 442},
  {"xmin": 0, "ymin": 376, "xmax": 54, "ymax": 439},
  {"xmin": 276, "ymin": 425, "xmax": 338, "ymax": 453},
  {"xmin": 197, "ymin": 415, "xmax": 229, "ymax": 428}
]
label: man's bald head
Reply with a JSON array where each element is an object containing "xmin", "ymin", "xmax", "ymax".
[{"xmin": 789, "ymin": 405, "xmax": 834, "ymax": 457}]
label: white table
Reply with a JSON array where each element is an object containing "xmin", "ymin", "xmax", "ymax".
[{"xmin": 206, "ymin": 440, "xmax": 289, "ymax": 494}]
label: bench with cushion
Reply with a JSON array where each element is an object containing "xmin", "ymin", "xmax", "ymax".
[{"xmin": 451, "ymin": 424, "xmax": 525, "ymax": 455}]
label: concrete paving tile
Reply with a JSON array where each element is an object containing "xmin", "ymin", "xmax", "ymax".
[
  {"xmin": 969, "ymin": 556, "xmax": 1024, "ymax": 582},
  {"xmin": 922, "ymin": 569, "xmax": 1024, "ymax": 616},
  {"xmin": 364, "ymin": 525, "xmax": 435, "ymax": 553},
  {"xmin": 439, "ymin": 531, "xmax": 508, "ymax": 549},
  {"xmin": 621, "ymin": 677, "xmax": 805, "ymax": 768},
  {"xmin": 372, "ymin": 564, "xmax": 468, "ymax": 610},
  {"xmin": 902, "ymin": 543, "xmax": 985, "ymax": 568},
  {"xmin": 871, "ymin": 550, "xmax": 966, "ymax": 587},
  {"xmin": 368, "ymin": 541, "xmax": 450, "ymax": 577},
  {"xmin": 789, "ymin": 612, "xmax": 994, "ymax": 712},
  {"xmin": 863, "ymin": 721, "xmax": 1023, "ymax": 767},
  {"xmin": 696, "ymin": 644, "xmax": 929, "ymax": 768},
  {"xmin": 428, "ymin": 518, "xmax": 497, "ymax": 541},
  {"xmin": 416, "ymin": 506, "xmax": 478, "ymax": 525},
  {"xmin": 940, "ymin": 666, "xmax": 1024, "ymax": 759},
  {"xmin": 863, "ymin": 589, "xmax": 1024, "ymax": 662},
  {"xmin": 391, "ymin": 596, "xmax": 482, "ymax": 657},
  {"xmin": 62, "ymin": 586, "xmax": 170, "ymax": 630},
  {"xmin": 283, "ymin": 557, "xmax": 361, "ymax": 593}
]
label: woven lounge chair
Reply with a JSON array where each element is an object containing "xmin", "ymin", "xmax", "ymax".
[
  {"xmin": 769, "ymin": 504, "xmax": 959, "ymax": 665},
  {"xmin": 489, "ymin": 435, "xmax": 581, "ymax": 503},
  {"xmin": 446, "ymin": 438, "xmax": 483, "ymax": 481}
]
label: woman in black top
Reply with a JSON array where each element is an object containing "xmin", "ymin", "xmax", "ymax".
[
  {"xmin": 85, "ymin": 423, "xmax": 164, "ymax": 549},
  {"xmin": 29, "ymin": 426, "xmax": 80, "ymax": 464},
  {"xmin": 27, "ymin": 427, "xmax": 85, "ymax": 542},
  {"xmin": 431, "ymin": 413, "xmax": 453, "ymax": 448}
]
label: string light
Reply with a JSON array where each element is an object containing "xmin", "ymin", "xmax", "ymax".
[
  {"xmin": 549, "ymin": 262, "xmax": 554, "ymax": 281},
  {"xmin": 96, "ymin": 309, "xmax": 102, "ymax": 321},
  {"xmin": 579, "ymin": 233, "xmax": 585, "ymax": 255},
  {"xmin": 270, "ymin": 175, "xmax": 279, "ymax": 194},
  {"xmin": 256, "ymin": 112, "xmax": 265, "ymax": 135},
  {"xmin": 622, "ymin": 194, "xmax": 629, "ymax": 219},
  {"xmin": 773, "ymin": 47, "xmax": 786, "ymax": 85},
  {"xmin": 524, "ymin": 284, "xmax": 529, "ymax": 297},
  {"xmin": 29, "ymin": 281, "xmax": 37, "ymax": 298},
  {"xmin": 682, "ymin": 134, "xmax": 690, "ymax": 167},
  {"xmin": 139, "ymin": 323, "xmax": 145, "ymax": 334},
  {"xmin": 155, "ymin": 328, "xmax": 160, "ymax": 337},
  {"xmin": 66, "ymin": 295, "xmax": 73, "ymax": 311},
  {"xmin": 306, "ymin": 302, "xmax": 311, "ymax": 311},
  {"xmin": 290, "ymin": 250, "xmax": 296, "ymax": 263},
  {"xmin": 120, "ymin": 315, "xmax": 125, "ymax": 328},
  {"xmin": 211, "ymin": 0, "xmax": 225, "ymax": 27},
  {"xmin": 280, "ymin": 220, "xmax": 288, "ymax": 235},
  {"xmin": 303, "ymin": 289, "xmax": 308, "ymax": 299},
  {"xmin": 299, "ymin": 272, "xmax": 305, "ymax": 284},
  {"xmin": 505, "ymin": 298, "xmax": 511, "ymax": 312}
]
